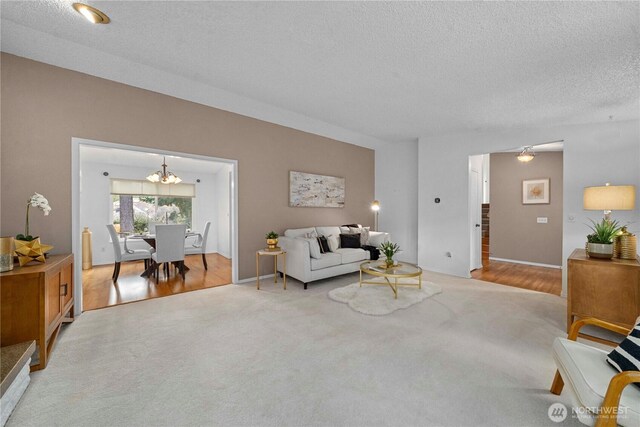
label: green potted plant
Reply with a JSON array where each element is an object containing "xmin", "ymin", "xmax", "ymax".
[
  {"xmin": 379, "ymin": 241, "xmax": 400, "ymax": 268},
  {"xmin": 586, "ymin": 218, "xmax": 621, "ymax": 259},
  {"xmin": 265, "ymin": 231, "xmax": 279, "ymax": 250}
]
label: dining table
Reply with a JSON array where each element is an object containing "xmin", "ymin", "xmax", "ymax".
[{"xmin": 127, "ymin": 232, "xmax": 199, "ymax": 278}]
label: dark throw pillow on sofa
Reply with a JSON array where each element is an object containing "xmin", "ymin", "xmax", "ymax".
[
  {"xmin": 340, "ymin": 233, "xmax": 361, "ymax": 249},
  {"xmin": 317, "ymin": 236, "xmax": 330, "ymax": 253}
]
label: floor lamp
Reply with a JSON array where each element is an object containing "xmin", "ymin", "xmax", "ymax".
[{"xmin": 371, "ymin": 200, "xmax": 380, "ymax": 232}]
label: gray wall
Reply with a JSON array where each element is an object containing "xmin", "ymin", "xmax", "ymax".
[
  {"xmin": 0, "ymin": 54, "xmax": 374, "ymax": 280},
  {"xmin": 489, "ymin": 152, "xmax": 563, "ymax": 266}
]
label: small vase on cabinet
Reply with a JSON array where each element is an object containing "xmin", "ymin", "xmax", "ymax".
[{"xmin": 0, "ymin": 237, "xmax": 14, "ymax": 272}]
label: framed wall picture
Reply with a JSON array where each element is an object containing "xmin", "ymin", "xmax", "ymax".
[
  {"xmin": 522, "ymin": 178, "xmax": 550, "ymax": 204},
  {"xmin": 289, "ymin": 171, "xmax": 345, "ymax": 208}
]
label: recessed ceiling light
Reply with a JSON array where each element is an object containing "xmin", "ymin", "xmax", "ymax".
[{"xmin": 72, "ymin": 3, "xmax": 110, "ymax": 24}]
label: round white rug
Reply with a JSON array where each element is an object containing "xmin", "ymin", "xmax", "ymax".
[{"xmin": 328, "ymin": 279, "xmax": 442, "ymax": 316}]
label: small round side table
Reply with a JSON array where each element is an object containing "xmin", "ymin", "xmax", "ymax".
[{"xmin": 256, "ymin": 249, "xmax": 286, "ymax": 290}]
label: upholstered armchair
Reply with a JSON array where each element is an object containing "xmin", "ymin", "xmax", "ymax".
[{"xmin": 550, "ymin": 317, "xmax": 640, "ymax": 427}]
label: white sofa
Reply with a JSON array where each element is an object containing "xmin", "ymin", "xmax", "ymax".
[{"xmin": 276, "ymin": 226, "xmax": 390, "ymax": 289}]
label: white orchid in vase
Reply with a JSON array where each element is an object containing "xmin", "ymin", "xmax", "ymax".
[{"xmin": 16, "ymin": 192, "xmax": 52, "ymax": 241}]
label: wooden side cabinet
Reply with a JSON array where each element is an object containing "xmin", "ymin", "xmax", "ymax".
[
  {"xmin": 567, "ymin": 249, "xmax": 640, "ymax": 343},
  {"xmin": 1, "ymin": 254, "xmax": 74, "ymax": 371}
]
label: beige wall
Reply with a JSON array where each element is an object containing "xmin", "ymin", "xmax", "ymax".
[
  {"xmin": 0, "ymin": 54, "xmax": 375, "ymax": 280},
  {"xmin": 489, "ymin": 152, "xmax": 563, "ymax": 266}
]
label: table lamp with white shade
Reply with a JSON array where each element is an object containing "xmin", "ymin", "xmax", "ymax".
[
  {"xmin": 583, "ymin": 183, "xmax": 636, "ymax": 259},
  {"xmin": 583, "ymin": 183, "xmax": 635, "ymax": 221}
]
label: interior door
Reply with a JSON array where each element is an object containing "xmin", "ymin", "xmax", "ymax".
[{"xmin": 470, "ymin": 168, "xmax": 483, "ymax": 271}]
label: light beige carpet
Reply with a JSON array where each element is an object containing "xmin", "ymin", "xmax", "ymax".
[
  {"xmin": 7, "ymin": 271, "xmax": 583, "ymax": 426},
  {"xmin": 328, "ymin": 279, "xmax": 441, "ymax": 315}
]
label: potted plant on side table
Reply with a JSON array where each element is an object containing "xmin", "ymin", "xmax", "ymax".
[
  {"xmin": 586, "ymin": 218, "xmax": 621, "ymax": 259},
  {"xmin": 265, "ymin": 231, "xmax": 279, "ymax": 250}
]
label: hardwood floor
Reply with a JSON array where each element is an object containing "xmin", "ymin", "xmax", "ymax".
[
  {"xmin": 471, "ymin": 260, "xmax": 562, "ymax": 296},
  {"xmin": 82, "ymin": 253, "xmax": 232, "ymax": 311}
]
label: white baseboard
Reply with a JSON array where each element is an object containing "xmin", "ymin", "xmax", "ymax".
[
  {"xmin": 489, "ymin": 257, "xmax": 562, "ymax": 269},
  {"xmin": 235, "ymin": 274, "xmax": 274, "ymax": 284}
]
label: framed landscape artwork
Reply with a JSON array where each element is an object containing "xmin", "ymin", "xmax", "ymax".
[
  {"xmin": 289, "ymin": 171, "xmax": 345, "ymax": 208},
  {"xmin": 522, "ymin": 178, "xmax": 550, "ymax": 204}
]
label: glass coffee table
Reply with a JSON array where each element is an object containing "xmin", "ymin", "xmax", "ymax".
[{"xmin": 359, "ymin": 261, "xmax": 423, "ymax": 299}]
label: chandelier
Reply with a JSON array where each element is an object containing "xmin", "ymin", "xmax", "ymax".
[
  {"xmin": 146, "ymin": 157, "xmax": 182, "ymax": 184},
  {"xmin": 516, "ymin": 146, "xmax": 535, "ymax": 162}
]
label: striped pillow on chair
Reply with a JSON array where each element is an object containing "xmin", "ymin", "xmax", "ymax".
[{"xmin": 607, "ymin": 318, "xmax": 640, "ymax": 373}]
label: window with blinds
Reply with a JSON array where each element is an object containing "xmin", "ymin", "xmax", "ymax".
[{"xmin": 110, "ymin": 179, "xmax": 195, "ymax": 197}]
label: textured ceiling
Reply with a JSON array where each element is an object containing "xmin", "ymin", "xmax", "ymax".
[
  {"xmin": 79, "ymin": 145, "xmax": 228, "ymax": 174},
  {"xmin": 499, "ymin": 140, "xmax": 564, "ymax": 153},
  {"xmin": 2, "ymin": 1, "xmax": 639, "ymax": 142}
]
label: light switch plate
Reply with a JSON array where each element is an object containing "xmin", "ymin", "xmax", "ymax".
[{"xmin": 537, "ymin": 217, "xmax": 548, "ymax": 224}]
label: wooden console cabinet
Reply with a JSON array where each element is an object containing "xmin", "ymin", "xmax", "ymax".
[
  {"xmin": 1, "ymin": 254, "xmax": 74, "ymax": 371},
  {"xmin": 567, "ymin": 249, "xmax": 640, "ymax": 343}
]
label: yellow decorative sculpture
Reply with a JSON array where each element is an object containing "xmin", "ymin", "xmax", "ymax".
[
  {"xmin": 14, "ymin": 238, "xmax": 54, "ymax": 266},
  {"xmin": 14, "ymin": 192, "xmax": 53, "ymax": 266}
]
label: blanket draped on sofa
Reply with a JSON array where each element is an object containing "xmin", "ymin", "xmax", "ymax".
[{"xmin": 361, "ymin": 245, "xmax": 380, "ymax": 260}]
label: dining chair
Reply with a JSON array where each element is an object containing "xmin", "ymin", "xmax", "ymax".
[
  {"xmin": 148, "ymin": 222, "xmax": 160, "ymax": 234},
  {"xmin": 151, "ymin": 224, "xmax": 187, "ymax": 283},
  {"xmin": 185, "ymin": 221, "xmax": 211, "ymax": 270},
  {"xmin": 106, "ymin": 225, "xmax": 152, "ymax": 282}
]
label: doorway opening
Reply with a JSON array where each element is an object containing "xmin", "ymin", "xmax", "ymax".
[
  {"xmin": 72, "ymin": 138, "xmax": 238, "ymax": 312},
  {"xmin": 469, "ymin": 141, "xmax": 563, "ymax": 295}
]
